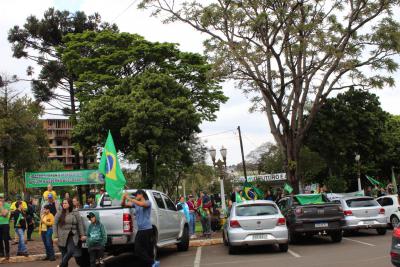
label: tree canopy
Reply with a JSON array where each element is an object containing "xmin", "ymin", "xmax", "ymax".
[
  {"xmin": 140, "ymin": 0, "xmax": 400, "ymax": 192},
  {"xmin": 61, "ymin": 31, "xmax": 227, "ymax": 187}
]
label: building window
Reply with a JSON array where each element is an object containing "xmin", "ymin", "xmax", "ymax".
[
  {"xmin": 56, "ymin": 140, "xmax": 62, "ymax": 146},
  {"xmin": 48, "ymin": 139, "xmax": 53, "ymax": 145},
  {"xmin": 56, "ymin": 149, "xmax": 63, "ymax": 156}
]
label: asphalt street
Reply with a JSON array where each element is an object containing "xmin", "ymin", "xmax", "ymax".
[{"xmin": 8, "ymin": 229, "xmax": 393, "ymax": 267}]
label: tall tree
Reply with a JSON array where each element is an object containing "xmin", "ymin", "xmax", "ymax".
[
  {"xmin": 62, "ymin": 31, "xmax": 227, "ymax": 187},
  {"xmin": 140, "ymin": 0, "xmax": 400, "ymax": 192},
  {"xmin": 0, "ymin": 75, "xmax": 48, "ymax": 197},
  {"xmin": 8, "ymin": 8, "xmax": 118, "ymax": 169},
  {"xmin": 306, "ymin": 88, "xmax": 389, "ymax": 188}
]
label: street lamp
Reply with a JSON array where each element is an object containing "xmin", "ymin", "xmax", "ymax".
[
  {"xmin": 209, "ymin": 146, "xmax": 227, "ymax": 217},
  {"xmin": 355, "ymin": 154, "xmax": 362, "ymax": 191}
]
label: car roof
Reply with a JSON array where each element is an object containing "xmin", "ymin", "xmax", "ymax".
[{"xmin": 342, "ymin": 196, "xmax": 374, "ymax": 201}]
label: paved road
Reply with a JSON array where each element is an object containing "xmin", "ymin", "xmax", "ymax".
[{"xmin": 10, "ymin": 229, "xmax": 393, "ymax": 267}]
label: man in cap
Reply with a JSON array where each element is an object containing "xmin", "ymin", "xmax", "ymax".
[
  {"xmin": 41, "ymin": 193, "xmax": 60, "ymax": 216},
  {"xmin": 0, "ymin": 193, "xmax": 11, "ymax": 260},
  {"xmin": 122, "ymin": 189, "xmax": 159, "ymax": 267}
]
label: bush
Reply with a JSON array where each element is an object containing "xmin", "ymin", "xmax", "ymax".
[{"xmin": 324, "ymin": 176, "xmax": 348, "ymax": 193}]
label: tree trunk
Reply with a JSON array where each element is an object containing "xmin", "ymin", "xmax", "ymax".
[
  {"xmin": 142, "ymin": 151, "xmax": 155, "ymax": 189},
  {"xmin": 3, "ymin": 157, "xmax": 9, "ymax": 199},
  {"xmin": 285, "ymin": 130, "xmax": 300, "ymax": 194}
]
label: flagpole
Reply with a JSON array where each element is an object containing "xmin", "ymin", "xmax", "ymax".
[{"xmin": 237, "ymin": 126, "xmax": 248, "ymax": 182}]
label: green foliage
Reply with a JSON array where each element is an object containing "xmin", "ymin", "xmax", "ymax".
[
  {"xmin": 323, "ymin": 176, "xmax": 348, "ymax": 193},
  {"xmin": 61, "ymin": 31, "xmax": 226, "ymax": 188},
  {"xmin": 36, "ymin": 160, "xmax": 65, "ymax": 172},
  {"xmin": 141, "ymin": 0, "xmax": 400, "ymax": 192}
]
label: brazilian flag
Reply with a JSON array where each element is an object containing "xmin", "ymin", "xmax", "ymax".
[
  {"xmin": 242, "ymin": 181, "xmax": 264, "ymax": 200},
  {"xmin": 99, "ymin": 131, "xmax": 126, "ymax": 200}
]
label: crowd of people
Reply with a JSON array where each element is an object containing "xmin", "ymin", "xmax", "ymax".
[{"xmin": 0, "ymin": 184, "xmax": 108, "ymax": 267}]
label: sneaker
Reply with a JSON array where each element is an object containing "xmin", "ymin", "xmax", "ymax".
[
  {"xmin": 43, "ymin": 256, "xmax": 49, "ymax": 261},
  {"xmin": 49, "ymin": 257, "xmax": 56, "ymax": 261},
  {"xmin": 152, "ymin": 260, "xmax": 160, "ymax": 267}
]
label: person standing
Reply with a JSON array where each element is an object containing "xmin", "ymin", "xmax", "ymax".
[
  {"xmin": 177, "ymin": 196, "xmax": 190, "ymax": 224},
  {"xmin": 72, "ymin": 196, "xmax": 81, "ymax": 210},
  {"xmin": 43, "ymin": 184, "xmax": 57, "ymax": 201},
  {"xmin": 122, "ymin": 190, "xmax": 160, "ymax": 267},
  {"xmin": 41, "ymin": 193, "xmax": 60, "ymax": 216},
  {"xmin": 95, "ymin": 188, "xmax": 105, "ymax": 206},
  {"xmin": 0, "ymin": 195, "xmax": 11, "ymax": 261},
  {"xmin": 197, "ymin": 191, "xmax": 212, "ymax": 238},
  {"xmin": 186, "ymin": 195, "xmax": 197, "ymax": 239},
  {"xmin": 40, "ymin": 205, "xmax": 55, "ymax": 261},
  {"xmin": 54, "ymin": 199, "xmax": 86, "ymax": 267},
  {"xmin": 13, "ymin": 201, "xmax": 28, "ymax": 256},
  {"xmin": 86, "ymin": 212, "xmax": 107, "ymax": 267},
  {"xmin": 26, "ymin": 200, "xmax": 36, "ymax": 241}
]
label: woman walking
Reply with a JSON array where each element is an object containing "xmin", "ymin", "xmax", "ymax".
[
  {"xmin": 40, "ymin": 205, "xmax": 55, "ymax": 261},
  {"xmin": 54, "ymin": 199, "xmax": 86, "ymax": 267},
  {"xmin": 13, "ymin": 202, "xmax": 28, "ymax": 256}
]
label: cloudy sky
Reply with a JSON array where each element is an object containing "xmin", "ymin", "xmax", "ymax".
[{"xmin": 1, "ymin": 0, "xmax": 400, "ymax": 165}]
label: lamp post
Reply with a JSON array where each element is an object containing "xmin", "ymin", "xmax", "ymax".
[
  {"xmin": 209, "ymin": 146, "xmax": 227, "ymax": 216},
  {"xmin": 355, "ymin": 154, "xmax": 361, "ymax": 191}
]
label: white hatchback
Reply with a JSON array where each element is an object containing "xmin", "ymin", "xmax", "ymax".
[
  {"xmin": 223, "ymin": 200, "xmax": 289, "ymax": 254},
  {"xmin": 377, "ymin": 195, "xmax": 400, "ymax": 227}
]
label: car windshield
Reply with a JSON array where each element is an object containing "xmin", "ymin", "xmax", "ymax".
[
  {"xmin": 236, "ymin": 204, "xmax": 278, "ymax": 216},
  {"xmin": 346, "ymin": 198, "xmax": 378, "ymax": 208}
]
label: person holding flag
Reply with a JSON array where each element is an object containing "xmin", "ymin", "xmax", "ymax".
[{"xmin": 98, "ymin": 131, "xmax": 126, "ymax": 201}]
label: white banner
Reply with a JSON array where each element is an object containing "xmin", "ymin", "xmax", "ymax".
[{"xmin": 232, "ymin": 173, "xmax": 287, "ymax": 183}]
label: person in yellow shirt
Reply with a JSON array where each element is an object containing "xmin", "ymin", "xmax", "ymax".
[
  {"xmin": 40, "ymin": 205, "xmax": 55, "ymax": 261},
  {"xmin": 10, "ymin": 195, "xmax": 27, "ymax": 212},
  {"xmin": 43, "ymin": 184, "xmax": 57, "ymax": 201}
]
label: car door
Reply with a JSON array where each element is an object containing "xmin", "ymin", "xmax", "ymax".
[
  {"xmin": 377, "ymin": 196, "xmax": 396, "ymax": 222},
  {"xmin": 162, "ymin": 194, "xmax": 181, "ymax": 240},
  {"xmin": 152, "ymin": 192, "xmax": 169, "ymax": 241}
]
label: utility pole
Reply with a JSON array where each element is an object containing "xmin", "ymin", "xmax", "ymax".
[{"xmin": 237, "ymin": 126, "xmax": 247, "ymax": 181}]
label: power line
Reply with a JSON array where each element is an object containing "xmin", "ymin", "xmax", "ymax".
[
  {"xmin": 198, "ymin": 129, "xmax": 235, "ymax": 139},
  {"xmin": 111, "ymin": 0, "xmax": 139, "ymax": 23},
  {"xmin": 243, "ymin": 134, "xmax": 259, "ymax": 148}
]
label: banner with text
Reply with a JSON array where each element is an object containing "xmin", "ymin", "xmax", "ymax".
[
  {"xmin": 232, "ymin": 173, "xmax": 287, "ymax": 183},
  {"xmin": 25, "ymin": 170, "xmax": 104, "ymax": 188}
]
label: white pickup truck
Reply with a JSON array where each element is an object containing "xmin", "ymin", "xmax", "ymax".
[{"xmin": 78, "ymin": 189, "xmax": 189, "ymax": 265}]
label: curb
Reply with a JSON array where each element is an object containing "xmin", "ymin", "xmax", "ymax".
[
  {"xmin": 189, "ymin": 238, "xmax": 223, "ymax": 247},
  {"xmin": 0, "ymin": 252, "xmax": 61, "ymax": 264},
  {"xmin": 0, "ymin": 239, "xmax": 223, "ymax": 264}
]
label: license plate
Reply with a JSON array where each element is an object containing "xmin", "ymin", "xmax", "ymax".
[
  {"xmin": 315, "ymin": 223, "xmax": 328, "ymax": 228},
  {"xmin": 252, "ymin": 234, "xmax": 268, "ymax": 240}
]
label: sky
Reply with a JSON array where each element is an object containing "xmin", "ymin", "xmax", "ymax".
[{"xmin": 1, "ymin": 0, "xmax": 400, "ymax": 165}]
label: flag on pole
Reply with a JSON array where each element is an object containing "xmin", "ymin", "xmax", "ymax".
[
  {"xmin": 99, "ymin": 131, "xmax": 126, "ymax": 200},
  {"xmin": 284, "ymin": 183, "xmax": 293, "ymax": 194},
  {"xmin": 242, "ymin": 181, "xmax": 263, "ymax": 200},
  {"xmin": 365, "ymin": 175, "xmax": 382, "ymax": 187},
  {"xmin": 392, "ymin": 167, "xmax": 398, "ymax": 194}
]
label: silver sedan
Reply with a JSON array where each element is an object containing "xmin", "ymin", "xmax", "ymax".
[
  {"xmin": 335, "ymin": 196, "xmax": 387, "ymax": 235},
  {"xmin": 223, "ymin": 200, "xmax": 289, "ymax": 254}
]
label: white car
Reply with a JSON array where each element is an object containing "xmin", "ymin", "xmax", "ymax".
[
  {"xmin": 223, "ymin": 200, "xmax": 288, "ymax": 254},
  {"xmin": 377, "ymin": 195, "xmax": 400, "ymax": 227}
]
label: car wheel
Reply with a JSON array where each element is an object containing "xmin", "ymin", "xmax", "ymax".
[
  {"xmin": 177, "ymin": 226, "xmax": 190, "ymax": 251},
  {"xmin": 228, "ymin": 245, "xmax": 238, "ymax": 255},
  {"xmin": 279, "ymin": 243, "xmax": 289, "ymax": 252},
  {"xmin": 391, "ymin": 216, "xmax": 400, "ymax": 228},
  {"xmin": 289, "ymin": 231, "xmax": 300, "ymax": 244},
  {"xmin": 330, "ymin": 231, "xmax": 343, "ymax": 243},
  {"xmin": 377, "ymin": 228, "xmax": 387, "ymax": 235}
]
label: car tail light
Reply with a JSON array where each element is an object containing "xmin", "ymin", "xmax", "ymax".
[
  {"xmin": 379, "ymin": 208, "xmax": 385, "ymax": 215},
  {"xmin": 393, "ymin": 228, "xmax": 400, "ymax": 238},
  {"xmin": 230, "ymin": 220, "xmax": 241, "ymax": 228},
  {"xmin": 344, "ymin": 210, "xmax": 353, "ymax": 216},
  {"xmin": 295, "ymin": 207, "xmax": 303, "ymax": 216},
  {"xmin": 277, "ymin": 217, "xmax": 286, "ymax": 226},
  {"xmin": 123, "ymin": 213, "xmax": 133, "ymax": 233},
  {"xmin": 391, "ymin": 252, "xmax": 400, "ymax": 258}
]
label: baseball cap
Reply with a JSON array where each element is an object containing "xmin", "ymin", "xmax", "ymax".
[
  {"xmin": 48, "ymin": 193, "xmax": 53, "ymax": 199},
  {"xmin": 87, "ymin": 212, "xmax": 96, "ymax": 220}
]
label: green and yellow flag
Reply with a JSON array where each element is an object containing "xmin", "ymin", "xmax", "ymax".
[
  {"xmin": 242, "ymin": 181, "xmax": 264, "ymax": 200},
  {"xmin": 99, "ymin": 131, "xmax": 126, "ymax": 200},
  {"xmin": 284, "ymin": 183, "xmax": 293, "ymax": 194}
]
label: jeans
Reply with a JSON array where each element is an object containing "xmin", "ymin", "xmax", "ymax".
[
  {"xmin": 200, "ymin": 215, "xmax": 211, "ymax": 235},
  {"xmin": 16, "ymin": 228, "xmax": 27, "ymax": 254},
  {"xmin": 41, "ymin": 228, "xmax": 55, "ymax": 259},
  {"xmin": 189, "ymin": 212, "xmax": 196, "ymax": 236},
  {"xmin": 88, "ymin": 246, "xmax": 105, "ymax": 267},
  {"xmin": 27, "ymin": 223, "xmax": 34, "ymax": 240},
  {"xmin": 0, "ymin": 224, "xmax": 10, "ymax": 257},
  {"xmin": 135, "ymin": 229, "xmax": 155, "ymax": 267}
]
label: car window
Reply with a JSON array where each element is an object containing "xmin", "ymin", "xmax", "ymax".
[
  {"xmin": 153, "ymin": 192, "xmax": 166, "ymax": 209},
  {"xmin": 162, "ymin": 195, "xmax": 177, "ymax": 211},
  {"xmin": 346, "ymin": 198, "xmax": 379, "ymax": 208},
  {"xmin": 379, "ymin": 197, "xmax": 394, "ymax": 206},
  {"xmin": 278, "ymin": 199, "xmax": 287, "ymax": 210},
  {"xmin": 236, "ymin": 204, "xmax": 278, "ymax": 216}
]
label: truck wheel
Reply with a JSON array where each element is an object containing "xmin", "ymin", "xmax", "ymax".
[
  {"xmin": 177, "ymin": 226, "xmax": 190, "ymax": 252},
  {"xmin": 76, "ymin": 249, "xmax": 90, "ymax": 267},
  {"xmin": 279, "ymin": 243, "xmax": 289, "ymax": 252},
  {"xmin": 377, "ymin": 228, "xmax": 387, "ymax": 235},
  {"xmin": 330, "ymin": 231, "xmax": 343, "ymax": 243},
  {"xmin": 228, "ymin": 245, "xmax": 238, "ymax": 255}
]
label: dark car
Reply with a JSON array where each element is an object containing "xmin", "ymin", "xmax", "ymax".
[
  {"xmin": 391, "ymin": 227, "xmax": 400, "ymax": 266},
  {"xmin": 277, "ymin": 194, "xmax": 345, "ymax": 243}
]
